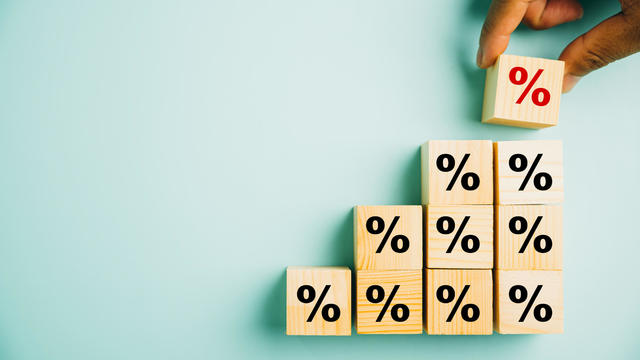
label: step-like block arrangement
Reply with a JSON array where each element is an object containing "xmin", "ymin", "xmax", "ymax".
[
  {"xmin": 286, "ymin": 266, "xmax": 351, "ymax": 336},
  {"xmin": 286, "ymin": 137, "xmax": 565, "ymax": 336},
  {"xmin": 425, "ymin": 205, "xmax": 493, "ymax": 269},
  {"xmin": 354, "ymin": 205, "xmax": 422, "ymax": 270},
  {"xmin": 425, "ymin": 269, "xmax": 493, "ymax": 335},
  {"xmin": 482, "ymin": 54, "xmax": 564, "ymax": 129},
  {"xmin": 494, "ymin": 270, "xmax": 563, "ymax": 334},
  {"xmin": 356, "ymin": 270, "xmax": 423, "ymax": 334}
]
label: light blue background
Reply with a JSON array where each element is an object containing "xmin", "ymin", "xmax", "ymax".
[{"xmin": 0, "ymin": 1, "xmax": 638, "ymax": 359}]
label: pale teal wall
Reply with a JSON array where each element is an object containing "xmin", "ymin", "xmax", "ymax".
[{"xmin": 0, "ymin": 1, "xmax": 638, "ymax": 359}]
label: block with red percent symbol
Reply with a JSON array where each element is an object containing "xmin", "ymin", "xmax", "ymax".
[{"xmin": 482, "ymin": 54, "xmax": 564, "ymax": 129}]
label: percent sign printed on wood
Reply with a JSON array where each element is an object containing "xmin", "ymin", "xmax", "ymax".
[
  {"xmin": 482, "ymin": 54, "xmax": 564, "ymax": 129},
  {"xmin": 494, "ymin": 140, "xmax": 564, "ymax": 205},
  {"xmin": 421, "ymin": 140, "xmax": 493, "ymax": 205},
  {"xmin": 356, "ymin": 270, "xmax": 423, "ymax": 334},
  {"xmin": 426, "ymin": 205, "xmax": 493, "ymax": 269},
  {"xmin": 496, "ymin": 205, "xmax": 562, "ymax": 270},
  {"xmin": 354, "ymin": 206, "xmax": 422, "ymax": 270},
  {"xmin": 286, "ymin": 267, "xmax": 352, "ymax": 336},
  {"xmin": 425, "ymin": 269, "xmax": 492, "ymax": 335},
  {"xmin": 495, "ymin": 270, "xmax": 563, "ymax": 334}
]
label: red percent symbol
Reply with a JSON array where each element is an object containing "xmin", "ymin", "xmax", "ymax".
[{"xmin": 508, "ymin": 67, "xmax": 550, "ymax": 106}]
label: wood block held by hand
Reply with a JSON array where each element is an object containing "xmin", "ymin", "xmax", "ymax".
[
  {"xmin": 482, "ymin": 54, "xmax": 564, "ymax": 129},
  {"xmin": 425, "ymin": 269, "xmax": 493, "ymax": 335},
  {"xmin": 354, "ymin": 205, "xmax": 422, "ymax": 270},
  {"xmin": 495, "ymin": 205, "xmax": 562, "ymax": 270},
  {"xmin": 494, "ymin": 140, "xmax": 564, "ymax": 204},
  {"xmin": 494, "ymin": 270, "xmax": 563, "ymax": 334},
  {"xmin": 286, "ymin": 266, "xmax": 351, "ymax": 336},
  {"xmin": 356, "ymin": 270, "xmax": 422, "ymax": 334},
  {"xmin": 426, "ymin": 205, "xmax": 493, "ymax": 269},
  {"xmin": 421, "ymin": 140, "xmax": 493, "ymax": 205}
]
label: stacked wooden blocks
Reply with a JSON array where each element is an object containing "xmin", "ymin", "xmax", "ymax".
[
  {"xmin": 286, "ymin": 55, "xmax": 565, "ymax": 336},
  {"xmin": 286, "ymin": 139, "xmax": 564, "ymax": 336},
  {"xmin": 493, "ymin": 140, "xmax": 564, "ymax": 334},
  {"xmin": 354, "ymin": 205, "xmax": 423, "ymax": 334},
  {"xmin": 423, "ymin": 140, "xmax": 494, "ymax": 335}
]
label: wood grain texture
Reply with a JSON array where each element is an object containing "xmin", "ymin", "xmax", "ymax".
[
  {"xmin": 286, "ymin": 266, "xmax": 351, "ymax": 336},
  {"xmin": 421, "ymin": 140, "xmax": 493, "ymax": 205},
  {"xmin": 482, "ymin": 54, "xmax": 564, "ymax": 129},
  {"xmin": 494, "ymin": 140, "xmax": 564, "ymax": 204},
  {"xmin": 354, "ymin": 206, "xmax": 423, "ymax": 270},
  {"xmin": 426, "ymin": 205, "xmax": 493, "ymax": 269},
  {"xmin": 425, "ymin": 269, "xmax": 492, "ymax": 335},
  {"xmin": 356, "ymin": 270, "xmax": 422, "ymax": 334},
  {"xmin": 494, "ymin": 270, "xmax": 563, "ymax": 334},
  {"xmin": 495, "ymin": 205, "xmax": 562, "ymax": 270}
]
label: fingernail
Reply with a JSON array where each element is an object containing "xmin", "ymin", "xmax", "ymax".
[
  {"xmin": 562, "ymin": 75, "xmax": 581, "ymax": 93},
  {"xmin": 476, "ymin": 47, "xmax": 484, "ymax": 67}
]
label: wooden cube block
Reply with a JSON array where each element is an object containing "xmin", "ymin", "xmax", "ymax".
[
  {"xmin": 494, "ymin": 140, "xmax": 563, "ymax": 204},
  {"xmin": 425, "ymin": 269, "xmax": 492, "ymax": 334},
  {"xmin": 356, "ymin": 270, "xmax": 422, "ymax": 334},
  {"xmin": 421, "ymin": 140, "xmax": 493, "ymax": 205},
  {"xmin": 426, "ymin": 205, "xmax": 493, "ymax": 269},
  {"xmin": 494, "ymin": 270, "xmax": 563, "ymax": 334},
  {"xmin": 286, "ymin": 266, "xmax": 351, "ymax": 336},
  {"xmin": 496, "ymin": 205, "xmax": 562, "ymax": 270},
  {"xmin": 482, "ymin": 54, "xmax": 564, "ymax": 129},
  {"xmin": 354, "ymin": 206, "xmax": 422, "ymax": 270}
]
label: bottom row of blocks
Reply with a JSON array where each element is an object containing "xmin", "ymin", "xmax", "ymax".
[{"xmin": 286, "ymin": 266, "xmax": 563, "ymax": 335}]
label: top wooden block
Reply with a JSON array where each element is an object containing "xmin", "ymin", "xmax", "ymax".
[
  {"xmin": 494, "ymin": 140, "xmax": 563, "ymax": 204},
  {"xmin": 482, "ymin": 54, "xmax": 564, "ymax": 129},
  {"xmin": 421, "ymin": 140, "xmax": 493, "ymax": 205}
]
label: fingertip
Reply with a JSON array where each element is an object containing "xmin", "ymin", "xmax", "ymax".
[
  {"xmin": 476, "ymin": 47, "xmax": 484, "ymax": 68},
  {"xmin": 524, "ymin": 0, "xmax": 584, "ymax": 30},
  {"xmin": 564, "ymin": 0, "xmax": 584, "ymax": 21},
  {"xmin": 479, "ymin": 53, "xmax": 499, "ymax": 69},
  {"xmin": 476, "ymin": 46, "xmax": 500, "ymax": 69}
]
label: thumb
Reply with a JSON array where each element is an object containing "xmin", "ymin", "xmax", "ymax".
[{"xmin": 559, "ymin": 7, "xmax": 640, "ymax": 92}]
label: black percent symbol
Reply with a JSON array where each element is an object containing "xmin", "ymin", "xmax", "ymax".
[
  {"xmin": 366, "ymin": 216, "xmax": 409, "ymax": 254},
  {"xmin": 435, "ymin": 285, "xmax": 479, "ymax": 322},
  {"xmin": 509, "ymin": 285, "xmax": 552, "ymax": 322},
  {"xmin": 436, "ymin": 216, "xmax": 480, "ymax": 254},
  {"xmin": 366, "ymin": 285, "xmax": 409, "ymax": 322},
  {"xmin": 508, "ymin": 153, "xmax": 552, "ymax": 191},
  {"xmin": 296, "ymin": 285, "xmax": 340, "ymax": 322},
  {"xmin": 509, "ymin": 216, "xmax": 552, "ymax": 253},
  {"xmin": 436, "ymin": 153, "xmax": 480, "ymax": 191}
]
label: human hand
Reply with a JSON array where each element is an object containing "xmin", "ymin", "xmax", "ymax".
[{"xmin": 477, "ymin": 0, "xmax": 640, "ymax": 92}]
